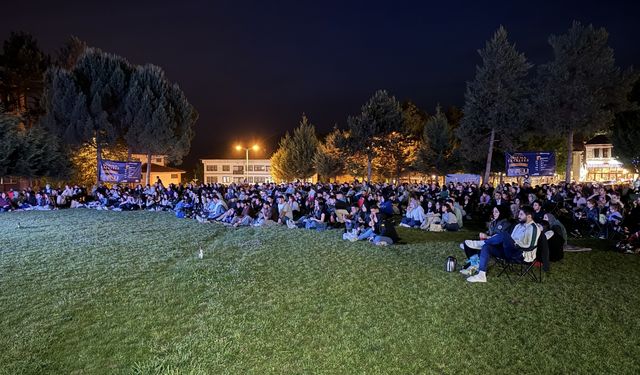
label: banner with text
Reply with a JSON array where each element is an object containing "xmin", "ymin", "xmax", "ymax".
[
  {"xmin": 445, "ymin": 174, "xmax": 482, "ymax": 185},
  {"xmin": 99, "ymin": 159, "xmax": 142, "ymax": 183},
  {"xmin": 505, "ymin": 152, "xmax": 556, "ymax": 177}
]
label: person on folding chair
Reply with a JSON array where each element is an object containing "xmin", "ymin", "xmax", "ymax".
[{"xmin": 467, "ymin": 206, "xmax": 541, "ymax": 283}]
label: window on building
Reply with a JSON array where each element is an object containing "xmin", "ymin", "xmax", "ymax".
[
  {"xmin": 254, "ymin": 165, "xmax": 265, "ymax": 172},
  {"xmin": 222, "ymin": 165, "xmax": 230, "ymax": 171},
  {"xmin": 206, "ymin": 176, "xmax": 218, "ymax": 183},
  {"xmin": 155, "ymin": 157, "xmax": 163, "ymax": 164},
  {"xmin": 206, "ymin": 165, "xmax": 218, "ymax": 172},
  {"xmin": 593, "ymin": 148, "xmax": 600, "ymax": 158},
  {"xmin": 222, "ymin": 176, "xmax": 231, "ymax": 183},
  {"xmin": 171, "ymin": 174, "xmax": 178, "ymax": 179},
  {"xmin": 247, "ymin": 165, "xmax": 254, "ymax": 172},
  {"xmin": 602, "ymin": 148, "xmax": 609, "ymax": 158},
  {"xmin": 265, "ymin": 165, "xmax": 271, "ymax": 172},
  {"xmin": 232, "ymin": 165, "xmax": 244, "ymax": 172},
  {"xmin": 254, "ymin": 177, "xmax": 266, "ymax": 183}
]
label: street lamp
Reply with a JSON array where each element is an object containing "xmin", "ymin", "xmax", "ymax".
[{"xmin": 235, "ymin": 144, "xmax": 260, "ymax": 183}]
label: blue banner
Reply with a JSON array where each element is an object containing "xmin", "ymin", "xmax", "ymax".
[
  {"xmin": 99, "ymin": 159, "xmax": 142, "ymax": 183},
  {"xmin": 505, "ymin": 152, "xmax": 556, "ymax": 177}
]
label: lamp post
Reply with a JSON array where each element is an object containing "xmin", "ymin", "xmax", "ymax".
[{"xmin": 235, "ymin": 144, "xmax": 260, "ymax": 183}]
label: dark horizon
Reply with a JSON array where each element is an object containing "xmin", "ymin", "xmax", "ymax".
[{"xmin": 3, "ymin": 0, "xmax": 640, "ymax": 173}]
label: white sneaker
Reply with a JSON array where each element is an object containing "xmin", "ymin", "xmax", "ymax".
[
  {"xmin": 459, "ymin": 243, "xmax": 465, "ymax": 251},
  {"xmin": 464, "ymin": 240, "xmax": 485, "ymax": 250},
  {"xmin": 467, "ymin": 271, "xmax": 487, "ymax": 283}
]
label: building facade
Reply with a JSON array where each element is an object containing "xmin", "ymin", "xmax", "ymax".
[
  {"xmin": 201, "ymin": 159, "xmax": 272, "ymax": 184},
  {"xmin": 580, "ymin": 135, "xmax": 631, "ymax": 182},
  {"xmin": 130, "ymin": 154, "xmax": 168, "ymax": 166}
]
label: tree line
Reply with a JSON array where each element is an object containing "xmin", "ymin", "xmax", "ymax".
[
  {"xmin": 0, "ymin": 32, "xmax": 197, "ymax": 186},
  {"xmin": 272, "ymin": 22, "xmax": 640, "ymax": 184}
]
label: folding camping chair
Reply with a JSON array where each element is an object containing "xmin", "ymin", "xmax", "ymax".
[{"xmin": 494, "ymin": 224, "xmax": 547, "ymax": 283}]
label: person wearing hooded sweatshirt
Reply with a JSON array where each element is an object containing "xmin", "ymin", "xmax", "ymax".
[{"xmin": 460, "ymin": 205, "xmax": 512, "ymax": 275}]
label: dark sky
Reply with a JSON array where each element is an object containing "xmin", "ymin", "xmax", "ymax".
[{"xmin": 3, "ymin": 0, "xmax": 640, "ymax": 172}]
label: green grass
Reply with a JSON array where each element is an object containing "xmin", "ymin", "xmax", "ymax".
[{"xmin": 1, "ymin": 210, "xmax": 639, "ymax": 374}]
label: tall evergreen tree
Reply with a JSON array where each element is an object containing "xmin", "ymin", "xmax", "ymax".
[
  {"xmin": 0, "ymin": 31, "xmax": 50, "ymax": 126},
  {"xmin": 124, "ymin": 64, "xmax": 197, "ymax": 185},
  {"xmin": 0, "ymin": 110, "xmax": 21, "ymax": 177},
  {"xmin": 418, "ymin": 106, "xmax": 459, "ymax": 176},
  {"xmin": 457, "ymin": 26, "xmax": 532, "ymax": 184},
  {"xmin": 288, "ymin": 114, "xmax": 319, "ymax": 180},
  {"xmin": 270, "ymin": 133, "xmax": 297, "ymax": 182},
  {"xmin": 401, "ymin": 101, "xmax": 428, "ymax": 138},
  {"xmin": 55, "ymin": 36, "xmax": 88, "ymax": 70},
  {"xmin": 314, "ymin": 128, "xmax": 345, "ymax": 182},
  {"xmin": 346, "ymin": 90, "xmax": 404, "ymax": 183},
  {"xmin": 536, "ymin": 21, "xmax": 637, "ymax": 183},
  {"xmin": 41, "ymin": 48, "xmax": 133, "ymax": 183}
]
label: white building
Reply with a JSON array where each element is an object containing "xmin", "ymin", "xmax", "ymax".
[
  {"xmin": 130, "ymin": 154, "xmax": 168, "ymax": 166},
  {"xmin": 201, "ymin": 159, "xmax": 273, "ymax": 184}
]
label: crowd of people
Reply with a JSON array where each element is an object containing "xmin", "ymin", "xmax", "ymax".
[{"xmin": 2, "ymin": 177, "xmax": 639, "ymax": 261}]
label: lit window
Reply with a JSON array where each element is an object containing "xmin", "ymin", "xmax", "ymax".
[
  {"xmin": 171, "ymin": 174, "xmax": 178, "ymax": 179},
  {"xmin": 222, "ymin": 176, "xmax": 231, "ymax": 183},
  {"xmin": 206, "ymin": 165, "xmax": 217, "ymax": 172}
]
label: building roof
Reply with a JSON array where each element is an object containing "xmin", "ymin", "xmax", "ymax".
[
  {"xmin": 585, "ymin": 134, "xmax": 611, "ymax": 145},
  {"xmin": 141, "ymin": 163, "xmax": 185, "ymax": 173}
]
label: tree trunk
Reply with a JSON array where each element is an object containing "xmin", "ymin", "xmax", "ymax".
[
  {"xmin": 96, "ymin": 134, "xmax": 102, "ymax": 185},
  {"xmin": 483, "ymin": 128, "xmax": 496, "ymax": 185},
  {"xmin": 565, "ymin": 130, "xmax": 574, "ymax": 184},
  {"xmin": 146, "ymin": 152, "xmax": 152, "ymax": 186},
  {"xmin": 367, "ymin": 155, "xmax": 372, "ymax": 184}
]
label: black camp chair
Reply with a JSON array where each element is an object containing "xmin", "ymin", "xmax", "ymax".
[{"xmin": 494, "ymin": 225, "xmax": 548, "ymax": 283}]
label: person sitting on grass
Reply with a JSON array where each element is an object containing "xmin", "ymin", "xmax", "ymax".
[
  {"xmin": 467, "ymin": 206, "xmax": 542, "ymax": 283},
  {"xmin": 400, "ymin": 196, "xmax": 425, "ymax": 228},
  {"xmin": 277, "ymin": 195, "xmax": 293, "ymax": 225},
  {"xmin": 459, "ymin": 205, "xmax": 512, "ymax": 275},
  {"xmin": 600, "ymin": 202, "xmax": 624, "ymax": 239},
  {"xmin": 0, "ymin": 192, "xmax": 12, "ymax": 212},
  {"xmin": 302, "ymin": 198, "xmax": 328, "ymax": 231},
  {"xmin": 440, "ymin": 203, "xmax": 459, "ymax": 232},
  {"xmin": 355, "ymin": 204, "xmax": 399, "ymax": 245}
]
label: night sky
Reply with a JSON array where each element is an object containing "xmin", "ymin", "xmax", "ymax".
[{"xmin": 4, "ymin": 0, "xmax": 640, "ymax": 172}]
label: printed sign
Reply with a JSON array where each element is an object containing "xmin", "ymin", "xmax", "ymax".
[
  {"xmin": 505, "ymin": 152, "xmax": 556, "ymax": 177},
  {"xmin": 99, "ymin": 159, "xmax": 142, "ymax": 183}
]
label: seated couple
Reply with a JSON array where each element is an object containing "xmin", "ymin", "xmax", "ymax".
[
  {"xmin": 399, "ymin": 197, "xmax": 460, "ymax": 232},
  {"xmin": 459, "ymin": 205, "xmax": 542, "ymax": 283},
  {"xmin": 342, "ymin": 204, "xmax": 400, "ymax": 246}
]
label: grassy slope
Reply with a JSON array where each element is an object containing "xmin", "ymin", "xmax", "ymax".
[{"xmin": 0, "ymin": 210, "xmax": 639, "ymax": 374}]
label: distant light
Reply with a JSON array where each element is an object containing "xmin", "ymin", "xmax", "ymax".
[
  {"xmin": 252, "ymin": 145, "xmax": 260, "ymax": 151},
  {"xmin": 235, "ymin": 145, "xmax": 242, "ymax": 151}
]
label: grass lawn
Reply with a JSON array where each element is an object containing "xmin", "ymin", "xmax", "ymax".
[{"xmin": 1, "ymin": 210, "xmax": 639, "ymax": 374}]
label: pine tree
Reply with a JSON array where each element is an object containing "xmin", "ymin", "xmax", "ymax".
[
  {"xmin": 124, "ymin": 64, "xmax": 197, "ymax": 185},
  {"xmin": 0, "ymin": 111, "xmax": 21, "ymax": 177},
  {"xmin": 55, "ymin": 36, "xmax": 88, "ymax": 70},
  {"xmin": 457, "ymin": 26, "xmax": 532, "ymax": 184},
  {"xmin": 401, "ymin": 101, "xmax": 428, "ymax": 138},
  {"xmin": 536, "ymin": 21, "xmax": 638, "ymax": 183},
  {"xmin": 314, "ymin": 128, "xmax": 344, "ymax": 182},
  {"xmin": 0, "ymin": 31, "xmax": 50, "ymax": 126},
  {"xmin": 289, "ymin": 114, "xmax": 319, "ymax": 180},
  {"xmin": 611, "ymin": 80, "xmax": 640, "ymax": 172},
  {"xmin": 418, "ymin": 106, "xmax": 459, "ymax": 176},
  {"xmin": 346, "ymin": 90, "xmax": 404, "ymax": 183},
  {"xmin": 41, "ymin": 48, "xmax": 133, "ymax": 184},
  {"xmin": 270, "ymin": 133, "xmax": 297, "ymax": 182}
]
